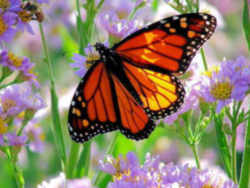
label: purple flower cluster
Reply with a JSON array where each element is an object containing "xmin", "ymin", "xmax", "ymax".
[
  {"xmin": 98, "ymin": 10, "xmax": 140, "ymax": 39},
  {"xmin": 0, "ymin": 82, "xmax": 45, "ymax": 149},
  {"xmin": 201, "ymin": 56, "xmax": 250, "ymax": 112},
  {"xmin": 0, "ymin": 82, "xmax": 45, "ymax": 119},
  {"xmin": 70, "ymin": 43, "xmax": 108, "ymax": 77},
  {"xmin": 97, "ymin": 0, "xmax": 147, "ymax": 39},
  {"xmin": 99, "ymin": 152, "xmax": 237, "ymax": 188},
  {"xmin": 23, "ymin": 119, "xmax": 45, "ymax": 153},
  {"xmin": 0, "ymin": 50, "xmax": 39, "ymax": 87},
  {"xmin": 0, "ymin": 0, "xmax": 47, "ymax": 43}
]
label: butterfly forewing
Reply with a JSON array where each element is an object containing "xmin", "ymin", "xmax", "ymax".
[{"xmin": 113, "ymin": 13, "xmax": 216, "ymax": 74}]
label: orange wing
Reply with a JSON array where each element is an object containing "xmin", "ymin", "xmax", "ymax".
[
  {"xmin": 68, "ymin": 62, "xmax": 155, "ymax": 142},
  {"xmin": 68, "ymin": 62, "xmax": 118, "ymax": 142},
  {"xmin": 111, "ymin": 74, "xmax": 155, "ymax": 140},
  {"xmin": 113, "ymin": 13, "xmax": 216, "ymax": 74},
  {"xmin": 122, "ymin": 61, "xmax": 184, "ymax": 120}
]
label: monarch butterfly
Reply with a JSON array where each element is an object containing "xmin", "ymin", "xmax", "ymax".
[{"xmin": 68, "ymin": 13, "xmax": 217, "ymax": 143}]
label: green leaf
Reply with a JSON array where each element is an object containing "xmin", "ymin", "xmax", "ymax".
[
  {"xmin": 75, "ymin": 141, "xmax": 91, "ymax": 177},
  {"xmin": 152, "ymin": 0, "xmax": 159, "ymax": 11},
  {"xmin": 242, "ymin": 0, "xmax": 250, "ymax": 51},
  {"xmin": 50, "ymin": 86, "xmax": 67, "ymax": 164},
  {"xmin": 66, "ymin": 142, "xmax": 81, "ymax": 178},
  {"xmin": 60, "ymin": 28, "xmax": 78, "ymax": 60},
  {"xmin": 113, "ymin": 134, "xmax": 136, "ymax": 157},
  {"xmin": 96, "ymin": 174, "xmax": 112, "ymax": 188},
  {"xmin": 213, "ymin": 112, "xmax": 232, "ymax": 178},
  {"xmin": 239, "ymin": 113, "xmax": 250, "ymax": 188}
]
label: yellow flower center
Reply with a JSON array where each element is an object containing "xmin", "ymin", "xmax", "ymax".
[
  {"xmin": 203, "ymin": 65, "xmax": 220, "ymax": 78},
  {"xmin": 39, "ymin": 133, "xmax": 45, "ymax": 141},
  {"xmin": 0, "ymin": 118, "xmax": 7, "ymax": 134},
  {"xmin": 210, "ymin": 81, "xmax": 232, "ymax": 100},
  {"xmin": 17, "ymin": 111, "xmax": 25, "ymax": 119},
  {"xmin": 8, "ymin": 52, "xmax": 23, "ymax": 67},
  {"xmin": 202, "ymin": 184, "xmax": 215, "ymax": 188},
  {"xmin": 0, "ymin": 15, "xmax": 8, "ymax": 35},
  {"xmin": 86, "ymin": 53, "xmax": 100, "ymax": 69},
  {"xmin": 0, "ymin": 0, "xmax": 10, "ymax": 9},
  {"xmin": 18, "ymin": 10, "xmax": 32, "ymax": 22},
  {"xmin": 2, "ymin": 99, "xmax": 16, "ymax": 112}
]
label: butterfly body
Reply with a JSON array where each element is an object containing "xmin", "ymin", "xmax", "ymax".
[{"xmin": 68, "ymin": 13, "xmax": 217, "ymax": 143}]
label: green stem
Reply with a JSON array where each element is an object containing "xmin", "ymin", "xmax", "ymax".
[
  {"xmin": 231, "ymin": 125, "xmax": 238, "ymax": 183},
  {"xmin": 5, "ymin": 147, "xmax": 25, "ymax": 188},
  {"xmin": 83, "ymin": 141, "xmax": 92, "ymax": 177},
  {"xmin": 191, "ymin": 143, "xmax": 201, "ymax": 169},
  {"xmin": 200, "ymin": 48, "xmax": 208, "ymax": 71},
  {"xmin": 76, "ymin": 0, "xmax": 85, "ymax": 54},
  {"xmin": 213, "ymin": 111, "xmax": 232, "ymax": 178},
  {"xmin": 66, "ymin": 142, "xmax": 81, "ymax": 178},
  {"xmin": 0, "ymin": 80, "xmax": 18, "ymax": 89},
  {"xmin": 96, "ymin": 0, "xmax": 105, "ymax": 12},
  {"xmin": 74, "ymin": 141, "xmax": 91, "ymax": 178},
  {"xmin": 93, "ymin": 133, "xmax": 118, "ymax": 185},
  {"xmin": 38, "ymin": 23, "xmax": 66, "ymax": 165},
  {"xmin": 17, "ymin": 118, "xmax": 30, "ymax": 136},
  {"xmin": 230, "ymin": 101, "xmax": 242, "ymax": 183},
  {"xmin": 195, "ymin": 0, "xmax": 199, "ymax": 12},
  {"xmin": 239, "ymin": 113, "xmax": 250, "ymax": 188},
  {"xmin": 185, "ymin": 0, "xmax": 193, "ymax": 12}
]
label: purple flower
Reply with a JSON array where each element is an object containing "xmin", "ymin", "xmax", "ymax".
[
  {"xmin": 0, "ymin": 85, "xmax": 26, "ymax": 118},
  {"xmin": 6, "ymin": 132, "xmax": 27, "ymax": 146},
  {"xmin": 0, "ymin": 82, "xmax": 45, "ymax": 118},
  {"xmin": 37, "ymin": 0, "xmax": 49, "ymax": 4},
  {"xmin": 99, "ymin": 152, "xmax": 140, "ymax": 177},
  {"xmin": 100, "ymin": 152, "xmax": 237, "ymax": 188},
  {"xmin": 23, "ymin": 119, "xmax": 45, "ymax": 153},
  {"xmin": 0, "ymin": 135, "xmax": 4, "ymax": 145},
  {"xmin": 0, "ymin": 50, "xmax": 39, "ymax": 87},
  {"xmin": 42, "ymin": 0, "xmax": 71, "ymax": 48},
  {"xmin": 70, "ymin": 53, "xmax": 88, "ymax": 78},
  {"xmin": 16, "ymin": 11, "xmax": 34, "ymax": 34},
  {"xmin": 98, "ymin": 10, "xmax": 140, "ymax": 39},
  {"xmin": 70, "ymin": 43, "xmax": 106, "ymax": 77},
  {"xmin": 201, "ymin": 56, "xmax": 250, "ymax": 113},
  {"xmin": 0, "ymin": 0, "xmax": 21, "ymax": 12},
  {"xmin": 0, "ymin": 11, "xmax": 17, "ymax": 43}
]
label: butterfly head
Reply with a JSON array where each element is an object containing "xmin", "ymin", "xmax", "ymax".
[{"xmin": 94, "ymin": 43, "xmax": 111, "ymax": 61}]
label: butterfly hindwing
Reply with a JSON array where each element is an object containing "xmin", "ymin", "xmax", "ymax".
[
  {"xmin": 123, "ymin": 61, "xmax": 185, "ymax": 120},
  {"xmin": 111, "ymin": 74, "xmax": 156, "ymax": 140},
  {"xmin": 113, "ymin": 13, "xmax": 216, "ymax": 74}
]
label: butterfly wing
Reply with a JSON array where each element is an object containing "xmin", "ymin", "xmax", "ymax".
[
  {"xmin": 113, "ymin": 13, "xmax": 216, "ymax": 74},
  {"xmin": 68, "ymin": 62, "xmax": 118, "ymax": 142},
  {"xmin": 111, "ymin": 74, "xmax": 155, "ymax": 140},
  {"xmin": 122, "ymin": 61, "xmax": 185, "ymax": 120},
  {"xmin": 68, "ymin": 61, "xmax": 155, "ymax": 142}
]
